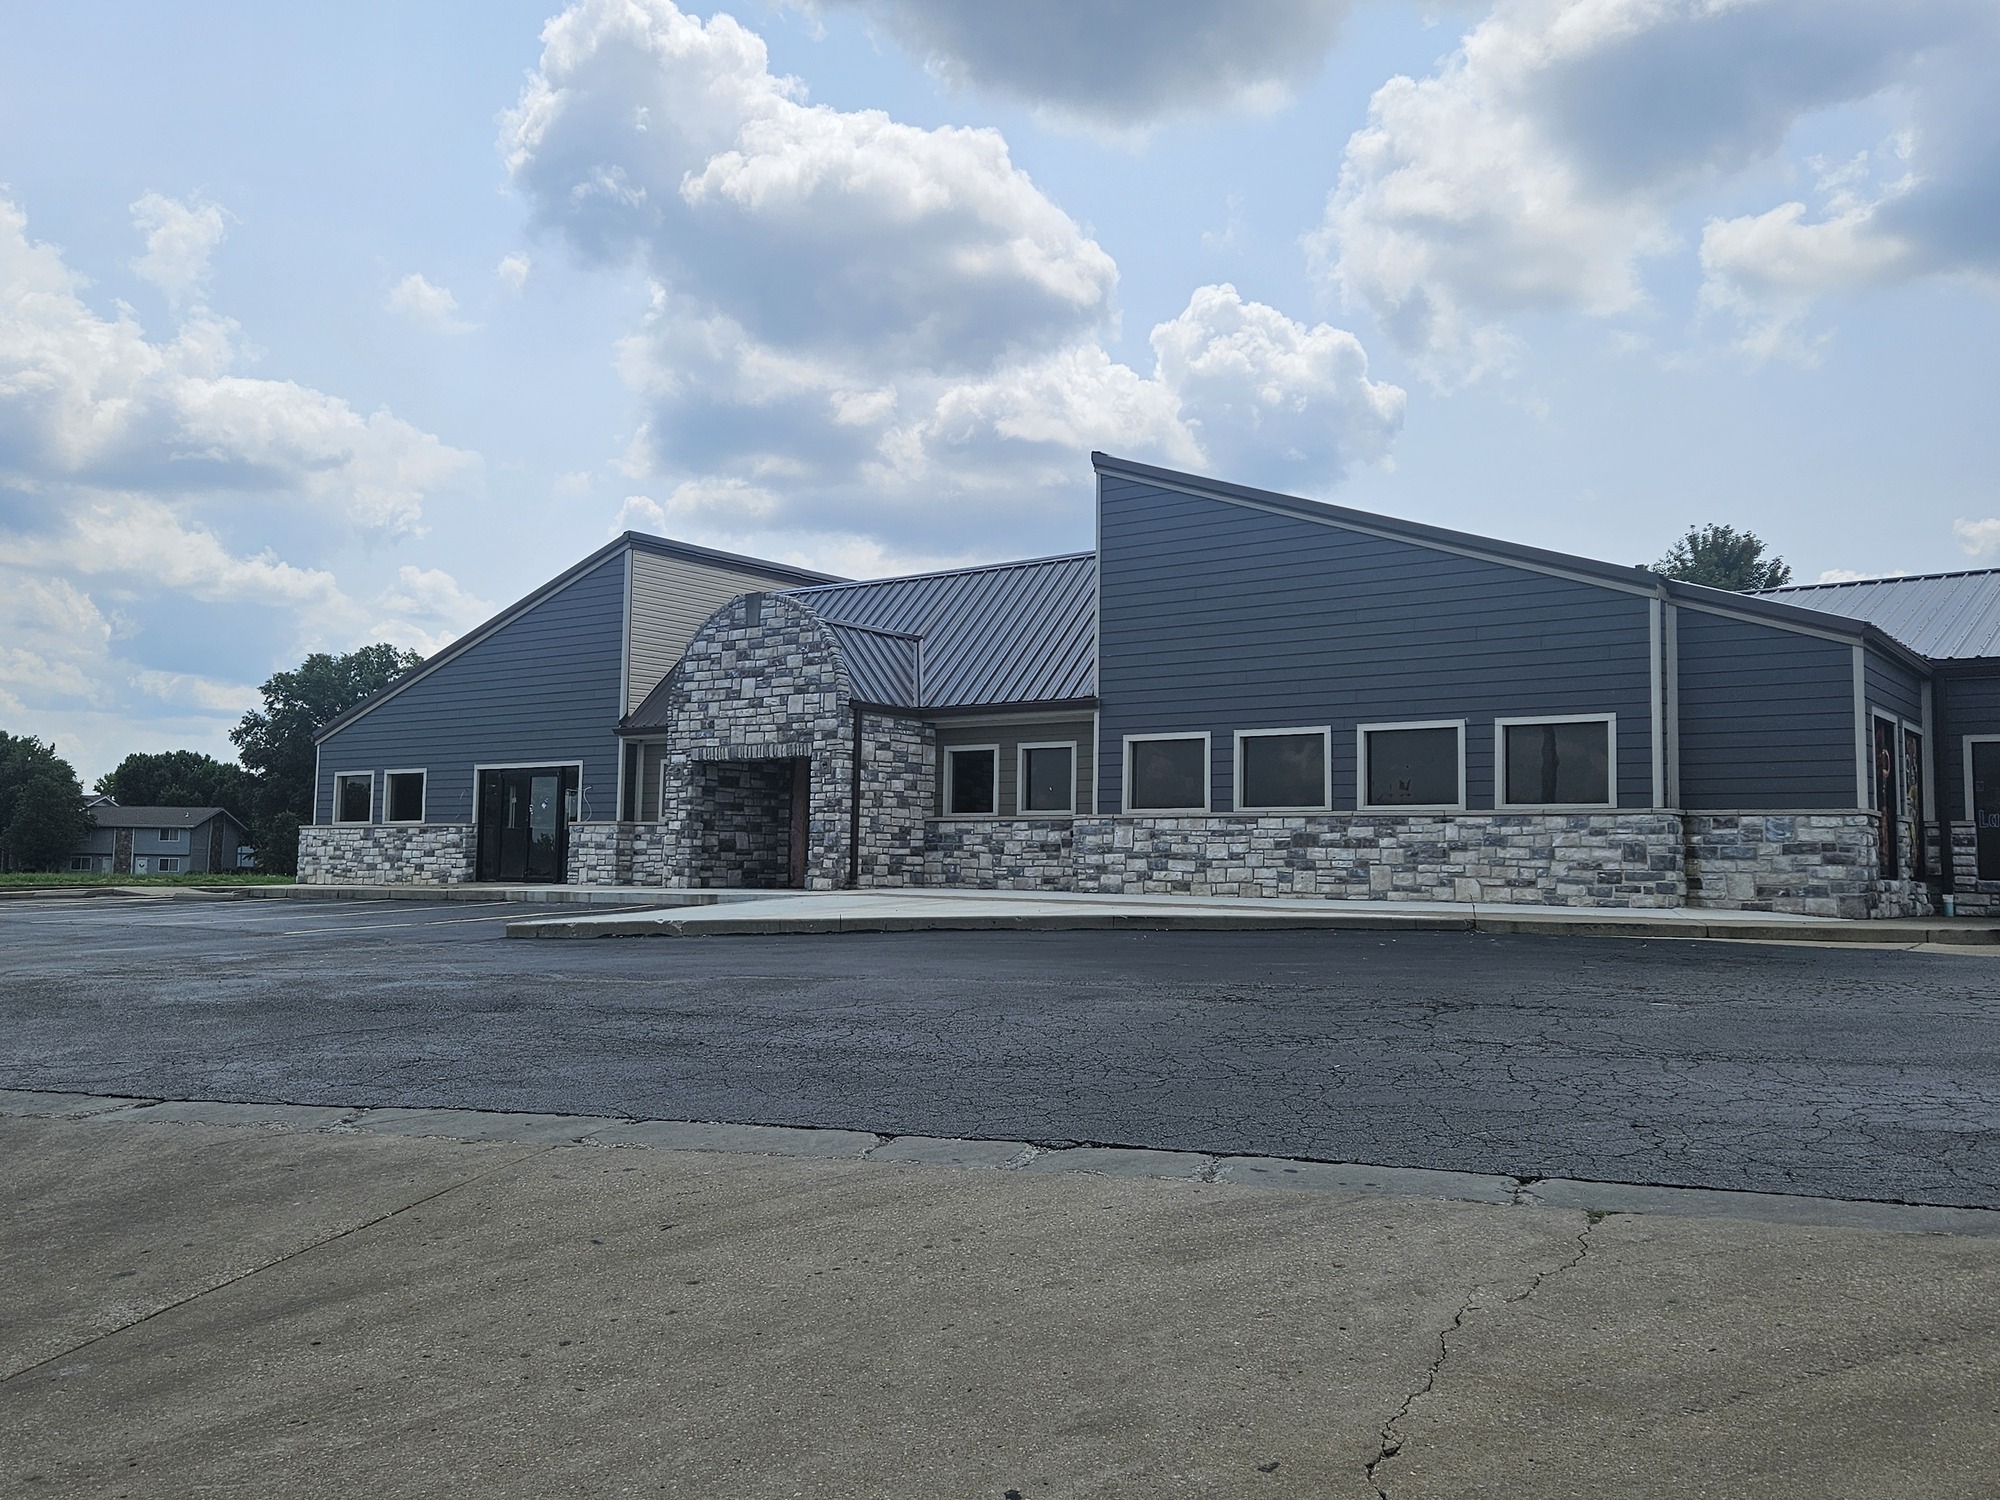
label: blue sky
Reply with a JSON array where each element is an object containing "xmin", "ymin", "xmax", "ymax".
[{"xmin": 4, "ymin": 0, "xmax": 1997, "ymax": 781}]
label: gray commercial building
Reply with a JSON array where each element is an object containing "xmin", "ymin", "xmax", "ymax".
[{"xmin": 302, "ymin": 455, "xmax": 2000, "ymax": 918}]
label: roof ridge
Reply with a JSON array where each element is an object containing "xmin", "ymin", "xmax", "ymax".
[
  {"xmin": 783, "ymin": 550, "xmax": 1094, "ymax": 593},
  {"xmin": 1762, "ymin": 565, "xmax": 2000, "ymax": 592}
]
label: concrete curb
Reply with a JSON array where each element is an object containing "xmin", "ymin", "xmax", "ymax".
[
  {"xmin": 504, "ymin": 906, "xmax": 2000, "ymax": 946},
  {"xmin": 6, "ymin": 1088, "xmax": 1995, "ymax": 1237}
]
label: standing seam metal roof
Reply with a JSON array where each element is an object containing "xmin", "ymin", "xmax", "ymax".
[
  {"xmin": 784, "ymin": 553, "xmax": 1096, "ymax": 710},
  {"xmin": 1756, "ymin": 569, "xmax": 2000, "ymax": 661}
]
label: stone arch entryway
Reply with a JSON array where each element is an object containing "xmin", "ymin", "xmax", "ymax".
[{"xmin": 643, "ymin": 591, "xmax": 933, "ymax": 891}]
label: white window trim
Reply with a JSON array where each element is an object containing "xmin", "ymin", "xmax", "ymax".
[
  {"xmin": 943, "ymin": 743, "xmax": 1002, "ymax": 817},
  {"xmin": 154, "ymin": 827, "xmax": 187, "ymax": 846},
  {"xmin": 1492, "ymin": 714, "xmax": 1619, "ymax": 811},
  {"xmin": 1233, "ymin": 726, "xmax": 1333, "ymax": 813},
  {"xmin": 1356, "ymin": 720, "xmax": 1466, "ymax": 813},
  {"xmin": 156, "ymin": 856, "xmax": 183, "ymax": 873},
  {"xmin": 332, "ymin": 770, "xmax": 375, "ymax": 824},
  {"xmin": 382, "ymin": 767, "xmax": 429, "ymax": 825},
  {"xmin": 1015, "ymin": 741, "xmax": 1078, "ymax": 816},
  {"xmin": 1122, "ymin": 732, "xmax": 1212, "ymax": 815},
  {"xmin": 1962, "ymin": 735, "xmax": 2000, "ymax": 830}
]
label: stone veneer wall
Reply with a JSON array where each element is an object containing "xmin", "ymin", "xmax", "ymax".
[
  {"xmin": 1946, "ymin": 824, "xmax": 2000, "ymax": 916},
  {"xmin": 1683, "ymin": 812, "xmax": 1932, "ymax": 919},
  {"xmin": 566, "ymin": 822, "xmax": 630, "ymax": 886},
  {"xmin": 854, "ymin": 714, "xmax": 933, "ymax": 888},
  {"xmin": 925, "ymin": 818, "xmax": 1077, "ymax": 890},
  {"xmin": 923, "ymin": 813, "xmax": 1682, "ymax": 906},
  {"xmin": 297, "ymin": 823, "xmax": 475, "ymax": 885},
  {"xmin": 689, "ymin": 759, "xmax": 797, "ymax": 888}
]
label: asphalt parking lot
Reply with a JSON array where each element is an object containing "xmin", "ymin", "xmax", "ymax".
[{"xmin": 5, "ymin": 894, "xmax": 1999, "ymax": 1207}]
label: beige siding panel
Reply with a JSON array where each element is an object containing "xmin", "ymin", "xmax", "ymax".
[{"xmin": 626, "ymin": 551, "xmax": 802, "ymax": 713}]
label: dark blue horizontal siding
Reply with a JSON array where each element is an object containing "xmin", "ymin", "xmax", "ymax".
[
  {"xmin": 1096, "ymin": 477, "xmax": 1657, "ymax": 813},
  {"xmin": 1675, "ymin": 607, "xmax": 1855, "ymax": 809},
  {"xmin": 1865, "ymin": 648, "xmax": 1924, "ymax": 726},
  {"xmin": 315, "ymin": 552, "xmax": 627, "ymax": 826},
  {"xmin": 1937, "ymin": 668, "xmax": 2000, "ymax": 820}
]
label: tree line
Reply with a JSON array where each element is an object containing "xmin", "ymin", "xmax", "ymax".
[{"xmin": 1, "ymin": 645, "xmax": 418, "ymax": 874}]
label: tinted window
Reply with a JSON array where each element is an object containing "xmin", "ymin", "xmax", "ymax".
[
  {"xmin": 1504, "ymin": 720, "xmax": 1611, "ymax": 805},
  {"xmin": 1240, "ymin": 733, "xmax": 1326, "ymax": 809},
  {"xmin": 336, "ymin": 775, "xmax": 371, "ymax": 823},
  {"xmin": 1365, "ymin": 727, "xmax": 1459, "ymax": 807},
  {"xmin": 387, "ymin": 771, "xmax": 425, "ymax": 823},
  {"xmin": 1974, "ymin": 741, "xmax": 2000, "ymax": 881},
  {"xmin": 1130, "ymin": 737, "xmax": 1206, "ymax": 810},
  {"xmin": 1021, "ymin": 745, "xmax": 1074, "ymax": 813},
  {"xmin": 948, "ymin": 748, "xmax": 996, "ymax": 814}
]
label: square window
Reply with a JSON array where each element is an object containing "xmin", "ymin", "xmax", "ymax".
[
  {"xmin": 386, "ymin": 771, "xmax": 426, "ymax": 823},
  {"xmin": 1019, "ymin": 744, "xmax": 1075, "ymax": 814},
  {"xmin": 1238, "ymin": 731, "xmax": 1328, "ymax": 811},
  {"xmin": 945, "ymin": 746, "xmax": 997, "ymax": 815},
  {"xmin": 1127, "ymin": 736, "xmax": 1208, "ymax": 811},
  {"xmin": 1502, "ymin": 719, "xmax": 1612, "ymax": 806},
  {"xmin": 1362, "ymin": 725, "xmax": 1462, "ymax": 808},
  {"xmin": 335, "ymin": 773, "xmax": 373, "ymax": 823}
]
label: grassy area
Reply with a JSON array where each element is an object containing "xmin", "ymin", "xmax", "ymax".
[{"xmin": 0, "ymin": 872, "xmax": 293, "ymax": 889}]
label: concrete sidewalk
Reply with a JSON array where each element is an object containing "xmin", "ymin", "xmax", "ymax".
[
  {"xmin": 4, "ymin": 1106, "xmax": 1996, "ymax": 1499},
  {"xmin": 503, "ymin": 884, "xmax": 2000, "ymax": 947}
]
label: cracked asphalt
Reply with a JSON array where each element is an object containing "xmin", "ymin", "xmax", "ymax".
[{"xmin": 5, "ymin": 894, "xmax": 1999, "ymax": 1208}]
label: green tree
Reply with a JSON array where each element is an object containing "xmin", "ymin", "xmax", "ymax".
[
  {"xmin": 97, "ymin": 749, "xmax": 254, "ymax": 823},
  {"xmin": 230, "ymin": 645, "xmax": 421, "ymax": 874},
  {"xmin": 1653, "ymin": 524, "xmax": 1793, "ymax": 592},
  {"xmin": 0, "ymin": 732, "xmax": 92, "ymax": 872}
]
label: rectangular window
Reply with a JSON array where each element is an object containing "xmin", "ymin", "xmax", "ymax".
[
  {"xmin": 385, "ymin": 770, "xmax": 426, "ymax": 824},
  {"xmin": 1236, "ymin": 729, "xmax": 1330, "ymax": 812},
  {"xmin": 69, "ymin": 856, "xmax": 93, "ymax": 872},
  {"xmin": 156, "ymin": 828, "xmax": 186, "ymax": 846},
  {"xmin": 156, "ymin": 856, "xmax": 182, "ymax": 873},
  {"xmin": 334, "ymin": 772, "xmax": 373, "ymax": 824},
  {"xmin": 1125, "ymin": 734, "xmax": 1209, "ymax": 812},
  {"xmin": 1359, "ymin": 722, "xmax": 1463, "ymax": 810},
  {"xmin": 1018, "ymin": 743, "xmax": 1076, "ymax": 815},
  {"xmin": 944, "ymin": 745, "xmax": 998, "ymax": 815},
  {"xmin": 1969, "ymin": 739, "xmax": 2000, "ymax": 882},
  {"xmin": 1498, "ymin": 716, "xmax": 1615, "ymax": 808}
]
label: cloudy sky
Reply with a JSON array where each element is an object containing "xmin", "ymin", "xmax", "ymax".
[{"xmin": 4, "ymin": 0, "xmax": 1998, "ymax": 780}]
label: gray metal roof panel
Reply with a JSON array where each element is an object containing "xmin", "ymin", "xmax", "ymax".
[
  {"xmin": 826, "ymin": 621, "xmax": 922, "ymax": 707},
  {"xmin": 785, "ymin": 552, "xmax": 1096, "ymax": 710},
  {"xmin": 1757, "ymin": 569, "xmax": 2000, "ymax": 660}
]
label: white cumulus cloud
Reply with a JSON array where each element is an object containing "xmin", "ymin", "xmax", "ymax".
[
  {"xmin": 509, "ymin": 0, "xmax": 1400, "ymax": 564},
  {"xmin": 1312, "ymin": 0, "xmax": 1998, "ymax": 379},
  {"xmin": 130, "ymin": 192, "xmax": 229, "ymax": 305},
  {"xmin": 386, "ymin": 272, "xmax": 474, "ymax": 333},
  {"xmin": 0, "ymin": 195, "xmax": 486, "ymax": 773},
  {"xmin": 1953, "ymin": 518, "xmax": 2000, "ymax": 559}
]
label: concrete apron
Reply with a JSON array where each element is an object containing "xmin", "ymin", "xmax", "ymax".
[{"xmin": 4, "ymin": 1102, "xmax": 1996, "ymax": 1500}]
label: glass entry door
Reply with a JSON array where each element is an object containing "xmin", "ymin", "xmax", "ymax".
[{"xmin": 477, "ymin": 766, "xmax": 578, "ymax": 883}]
